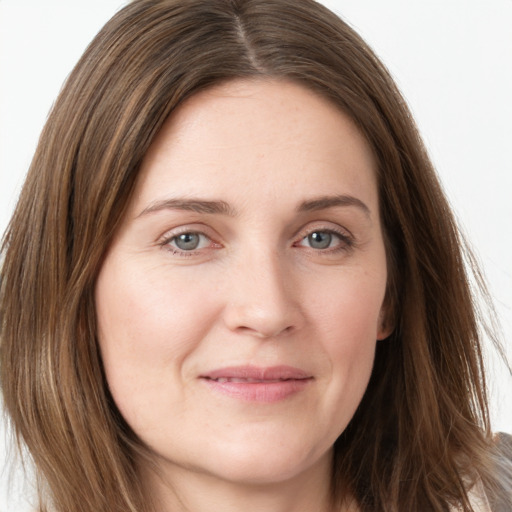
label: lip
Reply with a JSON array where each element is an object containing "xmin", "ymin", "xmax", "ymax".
[{"xmin": 200, "ymin": 365, "xmax": 313, "ymax": 403}]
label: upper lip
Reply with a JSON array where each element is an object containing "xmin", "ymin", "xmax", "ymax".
[{"xmin": 201, "ymin": 365, "xmax": 312, "ymax": 382}]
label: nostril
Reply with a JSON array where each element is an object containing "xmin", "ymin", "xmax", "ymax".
[
  {"xmin": 235, "ymin": 323, "xmax": 294, "ymax": 339},
  {"xmin": 222, "ymin": 274, "xmax": 305, "ymax": 338}
]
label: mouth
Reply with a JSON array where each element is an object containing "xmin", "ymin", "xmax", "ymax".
[
  {"xmin": 208, "ymin": 377, "xmax": 297, "ymax": 383},
  {"xmin": 200, "ymin": 365, "xmax": 313, "ymax": 402}
]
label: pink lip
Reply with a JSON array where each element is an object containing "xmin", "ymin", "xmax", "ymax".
[{"xmin": 200, "ymin": 365, "xmax": 313, "ymax": 403}]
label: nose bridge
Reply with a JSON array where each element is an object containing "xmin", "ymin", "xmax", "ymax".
[{"xmin": 223, "ymin": 244, "xmax": 303, "ymax": 338}]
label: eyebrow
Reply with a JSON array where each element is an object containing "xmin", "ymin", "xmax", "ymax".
[
  {"xmin": 137, "ymin": 194, "xmax": 371, "ymax": 218},
  {"xmin": 137, "ymin": 198, "xmax": 236, "ymax": 217},
  {"xmin": 297, "ymin": 195, "xmax": 371, "ymax": 217}
]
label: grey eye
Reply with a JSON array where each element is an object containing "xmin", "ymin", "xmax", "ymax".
[
  {"xmin": 173, "ymin": 233, "xmax": 201, "ymax": 250},
  {"xmin": 307, "ymin": 231, "xmax": 333, "ymax": 249}
]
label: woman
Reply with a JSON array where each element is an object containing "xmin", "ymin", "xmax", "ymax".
[{"xmin": 0, "ymin": 0, "xmax": 510, "ymax": 511}]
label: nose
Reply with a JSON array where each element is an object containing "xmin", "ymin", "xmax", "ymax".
[{"xmin": 222, "ymin": 249, "xmax": 305, "ymax": 339}]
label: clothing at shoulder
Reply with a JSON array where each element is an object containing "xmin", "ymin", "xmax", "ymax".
[
  {"xmin": 450, "ymin": 433, "xmax": 512, "ymax": 512},
  {"xmin": 487, "ymin": 432, "xmax": 512, "ymax": 512},
  {"xmin": 465, "ymin": 480, "xmax": 492, "ymax": 512},
  {"xmin": 494, "ymin": 432, "xmax": 512, "ymax": 461}
]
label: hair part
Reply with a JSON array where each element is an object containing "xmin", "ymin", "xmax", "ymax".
[{"xmin": 1, "ymin": 1, "xmax": 510, "ymax": 511}]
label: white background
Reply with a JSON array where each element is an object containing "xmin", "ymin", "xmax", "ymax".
[{"xmin": 1, "ymin": 1, "xmax": 511, "ymax": 510}]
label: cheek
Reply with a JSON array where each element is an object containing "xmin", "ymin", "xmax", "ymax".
[
  {"xmin": 315, "ymin": 266, "xmax": 386, "ymax": 344},
  {"xmin": 94, "ymin": 257, "xmax": 219, "ymax": 411},
  {"xmin": 96, "ymin": 256, "xmax": 215, "ymax": 351},
  {"xmin": 311, "ymin": 268, "xmax": 385, "ymax": 412}
]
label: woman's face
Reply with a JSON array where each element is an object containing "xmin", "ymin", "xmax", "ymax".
[{"xmin": 95, "ymin": 79, "xmax": 390, "ymax": 487}]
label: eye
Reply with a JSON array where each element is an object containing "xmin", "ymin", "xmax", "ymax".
[
  {"xmin": 304, "ymin": 231, "xmax": 335, "ymax": 249},
  {"xmin": 168, "ymin": 232, "xmax": 211, "ymax": 251},
  {"xmin": 296, "ymin": 229, "xmax": 353, "ymax": 252}
]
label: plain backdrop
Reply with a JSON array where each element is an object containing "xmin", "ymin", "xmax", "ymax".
[{"xmin": 1, "ymin": 1, "xmax": 511, "ymax": 510}]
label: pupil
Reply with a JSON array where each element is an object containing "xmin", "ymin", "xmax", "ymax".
[
  {"xmin": 176, "ymin": 233, "xmax": 200, "ymax": 250},
  {"xmin": 309, "ymin": 231, "xmax": 331, "ymax": 249}
]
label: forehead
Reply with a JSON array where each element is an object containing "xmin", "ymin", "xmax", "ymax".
[{"xmin": 130, "ymin": 79, "xmax": 378, "ymax": 216}]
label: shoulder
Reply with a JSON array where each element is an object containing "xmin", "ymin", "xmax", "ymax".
[
  {"xmin": 494, "ymin": 432, "xmax": 512, "ymax": 461},
  {"xmin": 485, "ymin": 432, "xmax": 512, "ymax": 512},
  {"xmin": 453, "ymin": 433, "xmax": 512, "ymax": 512}
]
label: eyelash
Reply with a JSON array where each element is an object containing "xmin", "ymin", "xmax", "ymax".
[
  {"xmin": 158, "ymin": 228, "xmax": 218, "ymax": 257},
  {"xmin": 158, "ymin": 226, "xmax": 355, "ymax": 257},
  {"xmin": 294, "ymin": 227, "xmax": 355, "ymax": 254}
]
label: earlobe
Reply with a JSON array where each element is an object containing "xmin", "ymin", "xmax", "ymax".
[
  {"xmin": 376, "ymin": 307, "xmax": 394, "ymax": 341},
  {"xmin": 377, "ymin": 327, "xmax": 393, "ymax": 341}
]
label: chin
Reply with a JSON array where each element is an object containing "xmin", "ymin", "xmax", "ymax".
[{"xmin": 193, "ymin": 437, "xmax": 332, "ymax": 486}]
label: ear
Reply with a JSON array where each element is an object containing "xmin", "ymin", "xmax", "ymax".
[{"xmin": 376, "ymin": 305, "xmax": 394, "ymax": 341}]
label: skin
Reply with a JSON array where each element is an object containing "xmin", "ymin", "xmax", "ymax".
[{"xmin": 95, "ymin": 79, "xmax": 391, "ymax": 512}]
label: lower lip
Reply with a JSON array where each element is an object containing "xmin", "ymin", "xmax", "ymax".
[{"xmin": 202, "ymin": 378, "xmax": 312, "ymax": 403}]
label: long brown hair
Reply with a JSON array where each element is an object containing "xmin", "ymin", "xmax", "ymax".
[{"xmin": 1, "ymin": 1, "xmax": 509, "ymax": 510}]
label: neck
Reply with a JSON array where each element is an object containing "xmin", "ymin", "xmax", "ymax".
[{"xmin": 140, "ymin": 451, "xmax": 349, "ymax": 512}]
